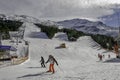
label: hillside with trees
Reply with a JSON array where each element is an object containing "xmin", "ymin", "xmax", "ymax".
[
  {"xmin": 0, "ymin": 19, "xmax": 23, "ymax": 39},
  {"xmin": 35, "ymin": 23, "xmax": 114, "ymax": 50}
]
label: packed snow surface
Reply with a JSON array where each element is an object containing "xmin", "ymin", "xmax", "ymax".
[{"xmin": 0, "ymin": 22, "xmax": 119, "ymax": 80}]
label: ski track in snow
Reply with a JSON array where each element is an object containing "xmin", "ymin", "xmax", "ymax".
[{"xmin": 0, "ymin": 22, "xmax": 119, "ymax": 80}]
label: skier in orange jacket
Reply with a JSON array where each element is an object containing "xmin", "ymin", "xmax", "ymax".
[{"xmin": 46, "ymin": 55, "xmax": 58, "ymax": 74}]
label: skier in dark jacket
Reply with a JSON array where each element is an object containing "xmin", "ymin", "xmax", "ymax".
[
  {"xmin": 40, "ymin": 56, "xmax": 46, "ymax": 68},
  {"xmin": 46, "ymin": 55, "xmax": 58, "ymax": 73},
  {"xmin": 98, "ymin": 53, "xmax": 102, "ymax": 61}
]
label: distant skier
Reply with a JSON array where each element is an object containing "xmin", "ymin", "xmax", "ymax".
[
  {"xmin": 98, "ymin": 53, "xmax": 100, "ymax": 58},
  {"xmin": 100, "ymin": 55, "xmax": 102, "ymax": 61},
  {"xmin": 40, "ymin": 56, "xmax": 46, "ymax": 68},
  {"xmin": 46, "ymin": 55, "xmax": 58, "ymax": 74},
  {"xmin": 113, "ymin": 42, "xmax": 119, "ymax": 58},
  {"xmin": 108, "ymin": 54, "xmax": 110, "ymax": 58},
  {"xmin": 98, "ymin": 53, "xmax": 102, "ymax": 61}
]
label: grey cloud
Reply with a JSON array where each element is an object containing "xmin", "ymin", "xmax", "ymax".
[
  {"xmin": 0, "ymin": 0, "xmax": 119, "ymax": 21},
  {"xmin": 0, "ymin": 0, "xmax": 31, "ymax": 14}
]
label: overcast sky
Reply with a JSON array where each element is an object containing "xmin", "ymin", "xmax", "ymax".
[{"xmin": 0, "ymin": 0, "xmax": 120, "ymax": 26}]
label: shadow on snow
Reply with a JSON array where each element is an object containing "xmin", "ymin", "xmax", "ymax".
[
  {"xmin": 104, "ymin": 58, "xmax": 120, "ymax": 63},
  {"xmin": 27, "ymin": 67, "xmax": 42, "ymax": 68},
  {"xmin": 17, "ymin": 72, "xmax": 50, "ymax": 78},
  {"xmin": 28, "ymin": 32, "xmax": 48, "ymax": 39}
]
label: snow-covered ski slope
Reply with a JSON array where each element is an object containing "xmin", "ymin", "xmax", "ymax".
[{"xmin": 0, "ymin": 22, "xmax": 119, "ymax": 80}]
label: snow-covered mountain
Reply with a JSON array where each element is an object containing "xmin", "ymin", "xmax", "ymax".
[
  {"xmin": 0, "ymin": 14, "xmax": 58, "ymax": 26},
  {"xmin": 0, "ymin": 14, "xmax": 41, "ymax": 23},
  {"xmin": 57, "ymin": 18, "xmax": 119, "ymax": 37},
  {"xmin": 0, "ymin": 14, "xmax": 119, "ymax": 37},
  {"xmin": 40, "ymin": 20, "xmax": 58, "ymax": 26}
]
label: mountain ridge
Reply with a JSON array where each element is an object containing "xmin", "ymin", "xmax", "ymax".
[{"xmin": 57, "ymin": 18, "xmax": 118, "ymax": 37}]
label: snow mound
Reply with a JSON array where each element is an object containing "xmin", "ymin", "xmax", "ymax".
[
  {"xmin": 52, "ymin": 32, "xmax": 68, "ymax": 41},
  {"xmin": 77, "ymin": 36, "xmax": 99, "ymax": 47},
  {"xmin": 77, "ymin": 36, "xmax": 93, "ymax": 41}
]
